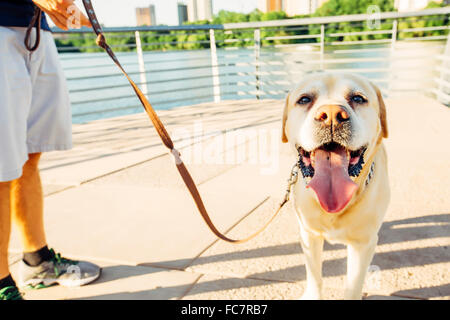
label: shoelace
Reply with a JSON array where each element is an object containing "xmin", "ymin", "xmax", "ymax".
[
  {"xmin": 49, "ymin": 249, "xmax": 77, "ymax": 265},
  {"xmin": 0, "ymin": 286, "xmax": 23, "ymax": 300},
  {"xmin": 48, "ymin": 249, "xmax": 78, "ymax": 277}
]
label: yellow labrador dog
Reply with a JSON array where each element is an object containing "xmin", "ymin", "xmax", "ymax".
[{"xmin": 282, "ymin": 72, "xmax": 390, "ymax": 300}]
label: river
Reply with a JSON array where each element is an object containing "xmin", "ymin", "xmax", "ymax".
[{"xmin": 59, "ymin": 40, "xmax": 446, "ymax": 124}]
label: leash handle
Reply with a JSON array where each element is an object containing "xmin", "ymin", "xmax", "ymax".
[
  {"xmin": 25, "ymin": 7, "xmax": 42, "ymax": 52},
  {"xmin": 81, "ymin": 0, "xmax": 287, "ymax": 243}
]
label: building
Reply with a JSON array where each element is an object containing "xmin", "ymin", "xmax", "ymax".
[
  {"xmin": 136, "ymin": 5, "xmax": 156, "ymax": 26},
  {"xmin": 394, "ymin": 0, "xmax": 443, "ymax": 12},
  {"xmin": 178, "ymin": 3, "xmax": 188, "ymax": 25},
  {"xmin": 258, "ymin": 0, "xmax": 328, "ymax": 15},
  {"xmin": 188, "ymin": 0, "xmax": 213, "ymax": 22},
  {"xmin": 258, "ymin": 0, "xmax": 282, "ymax": 12}
]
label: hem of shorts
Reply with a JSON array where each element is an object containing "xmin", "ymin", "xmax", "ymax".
[
  {"xmin": 0, "ymin": 155, "xmax": 27, "ymax": 182},
  {"xmin": 0, "ymin": 167, "xmax": 23, "ymax": 182},
  {"xmin": 26, "ymin": 143, "xmax": 73, "ymax": 154}
]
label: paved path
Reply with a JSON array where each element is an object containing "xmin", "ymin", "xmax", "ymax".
[{"xmin": 8, "ymin": 96, "xmax": 449, "ymax": 300}]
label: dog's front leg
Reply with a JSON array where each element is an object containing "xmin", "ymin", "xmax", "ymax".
[
  {"xmin": 344, "ymin": 236, "xmax": 378, "ymax": 300},
  {"xmin": 299, "ymin": 227, "xmax": 324, "ymax": 300}
]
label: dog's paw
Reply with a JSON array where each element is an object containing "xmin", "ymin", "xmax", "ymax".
[{"xmin": 298, "ymin": 289, "xmax": 322, "ymax": 300}]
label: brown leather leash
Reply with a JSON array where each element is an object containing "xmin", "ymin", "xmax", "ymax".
[
  {"xmin": 24, "ymin": 7, "xmax": 42, "ymax": 52},
  {"xmin": 71, "ymin": 1, "xmax": 296, "ymax": 243}
]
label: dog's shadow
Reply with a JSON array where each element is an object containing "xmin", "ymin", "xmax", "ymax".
[{"xmin": 79, "ymin": 213, "xmax": 449, "ymax": 300}]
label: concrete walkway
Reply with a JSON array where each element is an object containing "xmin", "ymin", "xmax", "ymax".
[{"xmin": 8, "ymin": 96, "xmax": 449, "ymax": 300}]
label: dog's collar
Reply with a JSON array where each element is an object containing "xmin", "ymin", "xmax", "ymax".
[{"xmin": 365, "ymin": 162, "xmax": 375, "ymax": 187}]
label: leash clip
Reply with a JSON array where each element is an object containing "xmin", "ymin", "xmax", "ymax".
[
  {"xmin": 170, "ymin": 148, "xmax": 183, "ymax": 165},
  {"xmin": 283, "ymin": 163, "xmax": 299, "ymax": 202}
]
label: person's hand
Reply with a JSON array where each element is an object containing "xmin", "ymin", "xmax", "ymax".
[{"xmin": 32, "ymin": 0, "xmax": 91, "ymax": 30}]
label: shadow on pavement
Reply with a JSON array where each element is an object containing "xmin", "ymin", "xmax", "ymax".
[{"xmin": 75, "ymin": 213, "xmax": 449, "ymax": 300}]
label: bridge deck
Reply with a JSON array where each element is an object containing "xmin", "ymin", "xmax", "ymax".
[{"xmin": 8, "ymin": 95, "xmax": 449, "ymax": 300}]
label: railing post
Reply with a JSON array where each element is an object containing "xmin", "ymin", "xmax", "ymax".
[
  {"xmin": 437, "ymin": 30, "xmax": 450, "ymax": 103},
  {"xmin": 388, "ymin": 20, "xmax": 398, "ymax": 94},
  {"xmin": 209, "ymin": 29, "xmax": 221, "ymax": 103},
  {"xmin": 135, "ymin": 31, "xmax": 149, "ymax": 98},
  {"xmin": 391, "ymin": 19, "xmax": 398, "ymax": 50},
  {"xmin": 320, "ymin": 24, "xmax": 325, "ymax": 70},
  {"xmin": 254, "ymin": 28, "xmax": 261, "ymax": 100}
]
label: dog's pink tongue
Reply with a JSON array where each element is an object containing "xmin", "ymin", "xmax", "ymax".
[{"xmin": 307, "ymin": 147, "xmax": 358, "ymax": 213}]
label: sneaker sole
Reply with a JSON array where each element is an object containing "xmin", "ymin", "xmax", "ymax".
[{"xmin": 22, "ymin": 269, "xmax": 102, "ymax": 289}]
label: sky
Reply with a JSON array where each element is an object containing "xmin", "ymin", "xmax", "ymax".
[{"xmin": 69, "ymin": 0, "xmax": 259, "ymax": 27}]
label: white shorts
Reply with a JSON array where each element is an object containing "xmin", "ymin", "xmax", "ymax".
[{"xmin": 0, "ymin": 27, "xmax": 72, "ymax": 182}]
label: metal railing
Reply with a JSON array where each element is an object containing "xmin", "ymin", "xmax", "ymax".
[{"xmin": 51, "ymin": 7, "xmax": 450, "ymax": 123}]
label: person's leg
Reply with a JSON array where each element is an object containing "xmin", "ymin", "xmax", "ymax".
[
  {"xmin": 0, "ymin": 27, "xmax": 33, "ymax": 300},
  {"xmin": 10, "ymin": 153, "xmax": 46, "ymax": 253},
  {"xmin": 0, "ymin": 181, "xmax": 12, "ymax": 280},
  {"xmin": 16, "ymin": 30, "xmax": 101, "ymax": 289}
]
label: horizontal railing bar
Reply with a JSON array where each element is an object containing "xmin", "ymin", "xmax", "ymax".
[
  {"xmin": 73, "ymin": 90, "xmax": 244, "ymax": 118},
  {"xmin": 140, "ymin": 40, "xmax": 212, "ymax": 46},
  {"xmin": 68, "ymin": 71, "xmax": 251, "ymax": 92},
  {"xmin": 331, "ymin": 47, "xmax": 391, "ymax": 54},
  {"xmin": 69, "ymin": 82, "xmax": 147, "ymax": 93},
  {"xmin": 223, "ymin": 45, "xmax": 256, "ymax": 50},
  {"xmin": 55, "ymin": 31, "xmax": 212, "ymax": 39},
  {"xmin": 223, "ymin": 38, "xmax": 254, "ymax": 43},
  {"xmin": 399, "ymin": 25, "xmax": 450, "ymax": 33},
  {"xmin": 303, "ymin": 56, "xmax": 388, "ymax": 64},
  {"xmin": 53, "ymin": 24, "xmax": 224, "ymax": 34},
  {"xmin": 219, "ymin": 53, "xmax": 257, "ymax": 59},
  {"xmin": 242, "ymin": 56, "xmax": 391, "ymax": 68},
  {"xmin": 56, "ymin": 31, "xmax": 447, "ymax": 54},
  {"xmin": 58, "ymin": 40, "xmax": 216, "ymax": 52},
  {"xmin": 62, "ymin": 55, "xmax": 213, "ymax": 71},
  {"xmin": 399, "ymin": 35, "xmax": 448, "ymax": 41},
  {"xmin": 259, "ymin": 50, "xmax": 322, "ymax": 56},
  {"xmin": 71, "ymin": 82, "xmax": 239, "ymax": 105},
  {"xmin": 433, "ymin": 78, "xmax": 450, "ymax": 88},
  {"xmin": 393, "ymin": 44, "xmax": 446, "ymax": 51},
  {"xmin": 387, "ymin": 66, "xmax": 435, "ymax": 73},
  {"xmin": 256, "ymin": 25, "xmax": 312, "ymax": 33},
  {"xmin": 390, "ymin": 54, "xmax": 442, "ymax": 61},
  {"xmin": 319, "ymin": 67, "xmax": 390, "ymax": 73},
  {"xmin": 58, "ymin": 51, "xmax": 137, "ymax": 60},
  {"xmin": 222, "ymin": 8, "xmax": 450, "ymax": 30},
  {"xmin": 328, "ymin": 29, "xmax": 394, "ymax": 37},
  {"xmin": 330, "ymin": 39, "xmax": 393, "ymax": 45},
  {"xmin": 50, "ymin": 8, "xmax": 449, "ymax": 34},
  {"xmin": 264, "ymin": 43, "xmax": 321, "ymax": 49},
  {"xmin": 430, "ymin": 88, "xmax": 450, "ymax": 101},
  {"xmin": 436, "ymin": 55, "xmax": 450, "ymax": 61},
  {"xmin": 264, "ymin": 34, "xmax": 321, "ymax": 40},
  {"xmin": 65, "ymin": 63, "xmax": 238, "ymax": 81},
  {"xmin": 59, "ymin": 47, "xmax": 216, "ymax": 59},
  {"xmin": 72, "ymin": 105, "xmax": 145, "ymax": 118},
  {"xmin": 389, "ymin": 76, "xmax": 435, "ymax": 82},
  {"xmin": 57, "ymin": 43, "xmax": 137, "ymax": 52}
]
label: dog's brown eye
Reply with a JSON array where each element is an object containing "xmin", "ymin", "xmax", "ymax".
[
  {"xmin": 298, "ymin": 96, "xmax": 312, "ymax": 105},
  {"xmin": 351, "ymin": 95, "xmax": 367, "ymax": 104}
]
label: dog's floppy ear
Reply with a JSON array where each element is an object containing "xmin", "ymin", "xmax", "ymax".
[
  {"xmin": 371, "ymin": 83, "xmax": 388, "ymax": 139},
  {"xmin": 281, "ymin": 93, "xmax": 290, "ymax": 143}
]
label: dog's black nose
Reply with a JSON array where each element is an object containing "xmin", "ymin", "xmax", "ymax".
[{"xmin": 314, "ymin": 105, "xmax": 350, "ymax": 126}]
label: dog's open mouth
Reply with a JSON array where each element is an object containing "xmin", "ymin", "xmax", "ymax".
[{"xmin": 297, "ymin": 142, "xmax": 367, "ymax": 213}]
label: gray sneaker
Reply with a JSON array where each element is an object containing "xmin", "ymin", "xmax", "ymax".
[{"xmin": 18, "ymin": 248, "xmax": 101, "ymax": 289}]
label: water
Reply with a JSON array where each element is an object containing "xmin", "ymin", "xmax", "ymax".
[{"xmin": 59, "ymin": 41, "xmax": 446, "ymax": 124}]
